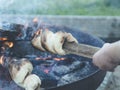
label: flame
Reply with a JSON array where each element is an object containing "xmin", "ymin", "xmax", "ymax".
[
  {"xmin": 33, "ymin": 17, "xmax": 38, "ymax": 23},
  {"xmin": 35, "ymin": 56, "xmax": 66, "ymax": 61},
  {"xmin": 44, "ymin": 69, "xmax": 49, "ymax": 74},
  {"xmin": 35, "ymin": 56, "xmax": 52, "ymax": 60},
  {"xmin": 4, "ymin": 42, "xmax": 14, "ymax": 48},
  {"xmin": 35, "ymin": 57, "xmax": 42, "ymax": 60},
  {"xmin": 0, "ymin": 55, "xmax": 4, "ymax": 65},
  {"xmin": 35, "ymin": 29, "xmax": 41, "ymax": 35},
  {"xmin": 54, "ymin": 58, "xmax": 65, "ymax": 61},
  {"xmin": 0, "ymin": 37, "xmax": 8, "ymax": 41}
]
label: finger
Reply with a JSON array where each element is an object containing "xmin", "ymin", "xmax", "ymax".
[
  {"xmin": 92, "ymin": 43, "xmax": 111, "ymax": 67},
  {"xmin": 93, "ymin": 50, "xmax": 117, "ymax": 71}
]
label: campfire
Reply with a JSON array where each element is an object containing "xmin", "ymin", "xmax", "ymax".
[{"xmin": 0, "ymin": 18, "xmax": 106, "ymax": 90}]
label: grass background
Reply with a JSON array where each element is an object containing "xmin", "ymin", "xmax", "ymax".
[{"xmin": 0, "ymin": 0, "xmax": 120, "ymax": 16}]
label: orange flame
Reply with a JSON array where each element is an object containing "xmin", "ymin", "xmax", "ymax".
[
  {"xmin": 44, "ymin": 69, "xmax": 49, "ymax": 74},
  {"xmin": 4, "ymin": 42, "xmax": 14, "ymax": 48},
  {"xmin": 0, "ymin": 55, "xmax": 4, "ymax": 65},
  {"xmin": 54, "ymin": 58, "xmax": 65, "ymax": 61},
  {"xmin": 35, "ymin": 57, "xmax": 42, "ymax": 60},
  {"xmin": 0, "ymin": 37, "xmax": 8, "ymax": 41},
  {"xmin": 35, "ymin": 29, "xmax": 41, "ymax": 35},
  {"xmin": 35, "ymin": 57, "xmax": 66, "ymax": 61}
]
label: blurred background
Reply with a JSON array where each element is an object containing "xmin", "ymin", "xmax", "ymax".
[
  {"xmin": 0, "ymin": 0, "xmax": 120, "ymax": 43},
  {"xmin": 0, "ymin": 0, "xmax": 120, "ymax": 15}
]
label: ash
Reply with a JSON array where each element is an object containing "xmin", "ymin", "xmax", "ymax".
[
  {"xmin": 48, "ymin": 56, "xmax": 98, "ymax": 86},
  {"xmin": 26, "ymin": 54, "xmax": 98, "ymax": 88},
  {"xmin": 0, "ymin": 65, "xmax": 23, "ymax": 90}
]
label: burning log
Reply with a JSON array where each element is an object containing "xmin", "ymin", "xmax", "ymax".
[
  {"xmin": 0, "ymin": 29, "xmax": 19, "ymax": 41},
  {"xmin": 1, "ymin": 57, "xmax": 41, "ymax": 90}
]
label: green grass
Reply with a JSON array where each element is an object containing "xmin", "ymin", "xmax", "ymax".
[
  {"xmin": 33, "ymin": 7, "xmax": 120, "ymax": 16},
  {"xmin": 30, "ymin": 0, "xmax": 120, "ymax": 16},
  {"xmin": 1, "ymin": 0, "xmax": 120, "ymax": 16}
]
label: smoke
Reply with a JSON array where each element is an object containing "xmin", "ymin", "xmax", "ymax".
[
  {"xmin": 0, "ymin": 0, "xmax": 14, "ymax": 8},
  {"xmin": 0, "ymin": 0, "xmax": 50, "ymax": 14},
  {"xmin": 0, "ymin": 0, "xmax": 99, "ymax": 15}
]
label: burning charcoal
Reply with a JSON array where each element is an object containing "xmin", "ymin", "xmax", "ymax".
[
  {"xmin": 25, "ymin": 27, "xmax": 35, "ymax": 40},
  {"xmin": 49, "ymin": 60, "xmax": 85, "ymax": 77},
  {"xmin": 0, "ymin": 22, "xmax": 24, "ymax": 41},
  {"xmin": 32, "ymin": 66, "xmax": 57, "ymax": 88},
  {"xmin": 0, "ymin": 65, "xmax": 11, "ymax": 81},
  {"xmin": 10, "ymin": 41, "xmax": 56, "ymax": 57},
  {"xmin": 11, "ymin": 41, "xmax": 36, "ymax": 57},
  {"xmin": 29, "ymin": 59, "xmax": 48, "ymax": 67},
  {"xmin": 57, "ymin": 61, "xmax": 98, "ymax": 86},
  {"xmin": 0, "ymin": 31, "xmax": 19, "ymax": 41},
  {"xmin": 24, "ymin": 55, "xmax": 55, "ymax": 67},
  {"xmin": 0, "ymin": 22, "xmax": 35, "ymax": 41},
  {"xmin": 11, "ymin": 41, "xmax": 47, "ymax": 57},
  {"xmin": 0, "ymin": 80, "xmax": 22, "ymax": 90},
  {"xmin": 0, "ymin": 22, "xmax": 24, "ymax": 32},
  {"xmin": 0, "ymin": 21, "xmax": 105, "ymax": 90}
]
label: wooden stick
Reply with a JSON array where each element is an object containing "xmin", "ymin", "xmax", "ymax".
[{"xmin": 63, "ymin": 42, "xmax": 101, "ymax": 59}]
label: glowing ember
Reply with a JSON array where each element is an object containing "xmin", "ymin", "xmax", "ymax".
[
  {"xmin": 0, "ymin": 55, "xmax": 4, "ymax": 65},
  {"xmin": 35, "ymin": 57, "xmax": 42, "ymax": 60},
  {"xmin": 54, "ymin": 58, "xmax": 65, "ymax": 61},
  {"xmin": 0, "ymin": 37, "xmax": 8, "ymax": 41},
  {"xmin": 34, "ymin": 29, "xmax": 41, "ymax": 36},
  {"xmin": 4, "ymin": 42, "xmax": 14, "ymax": 48},
  {"xmin": 35, "ymin": 56, "xmax": 52, "ymax": 60},
  {"xmin": 44, "ymin": 69, "xmax": 49, "ymax": 74},
  {"xmin": 35, "ymin": 56, "xmax": 66, "ymax": 61}
]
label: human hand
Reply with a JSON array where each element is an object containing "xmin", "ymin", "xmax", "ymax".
[{"xmin": 93, "ymin": 42, "xmax": 120, "ymax": 71}]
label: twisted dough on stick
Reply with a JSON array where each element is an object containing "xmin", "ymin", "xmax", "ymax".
[
  {"xmin": 31, "ymin": 29, "xmax": 46, "ymax": 51},
  {"xmin": 8, "ymin": 58, "xmax": 41, "ymax": 90},
  {"xmin": 32, "ymin": 29, "xmax": 78, "ymax": 55}
]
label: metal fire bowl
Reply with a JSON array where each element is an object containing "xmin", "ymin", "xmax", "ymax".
[
  {"xmin": 10, "ymin": 24, "xmax": 106, "ymax": 90},
  {"xmin": 0, "ymin": 22, "xmax": 106, "ymax": 90}
]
